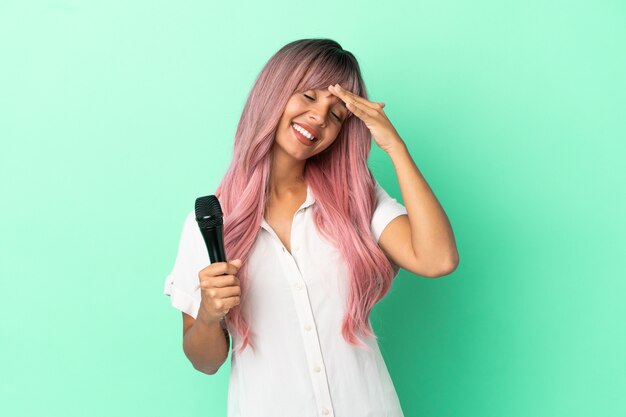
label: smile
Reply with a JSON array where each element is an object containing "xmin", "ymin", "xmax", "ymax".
[
  {"xmin": 292, "ymin": 123, "xmax": 316, "ymax": 141},
  {"xmin": 291, "ymin": 123, "xmax": 317, "ymax": 146}
]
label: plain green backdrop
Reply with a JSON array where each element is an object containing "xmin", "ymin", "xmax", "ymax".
[{"xmin": 1, "ymin": 0, "xmax": 624, "ymax": 416}]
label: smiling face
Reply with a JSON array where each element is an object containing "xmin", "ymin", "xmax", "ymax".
[{"xmin": 273, "ymin": 88, "xmax": 351, "ymax": 160}]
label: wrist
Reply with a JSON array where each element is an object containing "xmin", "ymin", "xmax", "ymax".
[
  {"xmin": 196, "ymin": 307, "xmax": 221, "ymax": 327},
  {"xmin": 386, "ymin": 139, "xmax": 408, "ymax": 157}
]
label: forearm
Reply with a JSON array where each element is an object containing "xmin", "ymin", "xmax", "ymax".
[
  {"xmin": 386, "ymin": 140, "xmax": 459, "ymax": 269},
  {"xmin": 183, "ymin": 310, "xmax": 229, "ymax": 375}
]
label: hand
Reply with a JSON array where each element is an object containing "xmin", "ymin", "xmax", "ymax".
[
  {"xmin": 328, "ymin": 84, "xmax": 404, "ymax": 153},
  {"xmin": 197, "ymin": 259, "xmax": 243, "ymax": 325}
]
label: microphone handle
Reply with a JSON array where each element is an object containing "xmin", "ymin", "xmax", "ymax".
[{"xmin": 199, "ymin": 225, "xmax": 227, "ymax": 264}]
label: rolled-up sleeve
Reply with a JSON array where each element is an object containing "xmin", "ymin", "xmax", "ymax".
[
  {"xmin": 163, "ymin": 210, "xmax": 208, "ymax": 319},
  {"xmin": 370, "ymin": 180, "xmax": 408, "ymax": 243},
  {"xmin": 370, "ymin": 180, "xmax": 408, "ymax": 276}
]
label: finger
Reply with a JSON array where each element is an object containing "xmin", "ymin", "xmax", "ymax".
[
  {"xmin": 230, "ymin": 258, "xmax": 243, "ymax": 269},
  {"xmin": 199, "ymin": 261, "xmax": 228, "ymax": 277},
  {"xmin": 222, "ymin": 286, "xmax": 242, "ymax": 298},
  {"xmin": 222, "ymin": 295, "xmax": 241, "ymax": 310},
  {"xmin": 224, "ymin": 295, "xmax": 241, "ymax": 310},
  {"xmin": 215, "ymin": 295, "xmax": 241, "ymax": 313},
  {"xmin": 200, "ymin": 274, "xmax": 238, "ymax": 288},
  {"xmin": 329, "ymin": 84, "xmax": 381, "ymax": 110},
  {"xmin": 204, "ymin": 285, "xmax": 241, "ymax": 299},
  {"xmin": 346, "ymin": 94, "xmax": 382, "ymax": 112},
  {"xmin": 196, "ymin": 271, "xmax": 239, "ymax": 292},
  {"xmin": 345, "ymin": 100, "xmax": 378, "ymax": 119},
  {"xmin": 201, "ymin": 261, "xmax": 240, "ymax": 278}
]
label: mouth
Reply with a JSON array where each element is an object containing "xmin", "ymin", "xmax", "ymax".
[{"xmin": 291, "ymin": 122, "xmax": 318, "ymax": 145}]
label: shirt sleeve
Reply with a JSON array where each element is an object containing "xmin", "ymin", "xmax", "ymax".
[
  {"xmin": 370, "ymin": 180, "xmax": 408, "ymax": 276},
  {"xmin": 163, "ymin": 210, "xmax": 209, "ymax": 319},
  {"xmin": 370, "ymin": 179, "xmax": 408, "ymax": 243}
]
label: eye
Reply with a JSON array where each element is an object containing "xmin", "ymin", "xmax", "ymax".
[{"xmin": 303, "ymin": 93, "xmax": 342, "ymax": 122}]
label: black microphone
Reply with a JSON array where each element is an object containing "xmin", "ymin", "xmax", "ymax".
[{"xmin": 195, "ymin": 195, "xmax": 227, "ymax": 264}]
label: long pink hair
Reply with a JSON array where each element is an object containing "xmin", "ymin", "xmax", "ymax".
[{"xmin": 215, "ymin": 38, "xmax": 398, "ymax": 355}]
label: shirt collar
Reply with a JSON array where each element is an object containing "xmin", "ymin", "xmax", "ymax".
[
  {"xmin": 260, "ymin": 184, "xmax": 316, "ymax": 231},
  {"xmin": 301, "ymin": 183, "xmax": 316, "ymax": 210}
]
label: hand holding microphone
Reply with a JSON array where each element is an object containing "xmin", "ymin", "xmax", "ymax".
[
  {"xmin": 194, "ymin": 194, "xmax": 242, "ymax": 325},
  {"xmin": 198, "ymin": 259, "xmax": 242, "ymax": 324}
]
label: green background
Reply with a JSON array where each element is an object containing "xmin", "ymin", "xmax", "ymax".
[{"xmin": 1, "ymin": 0, "xmax": 624, "ymax": 416}]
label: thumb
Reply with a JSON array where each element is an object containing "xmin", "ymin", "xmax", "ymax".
[{"xmin": 231, "ymin": 258, "xmax": 243, "ymax": 268}]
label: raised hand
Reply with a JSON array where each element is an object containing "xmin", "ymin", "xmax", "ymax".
[{"xmin": 328, "ymin": 83, "xmax": 404, "ymax": 153}]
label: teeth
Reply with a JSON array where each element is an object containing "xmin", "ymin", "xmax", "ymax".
[{"xmin": 293, "ymin": 123, "xmax": 315, "ymax": 140}]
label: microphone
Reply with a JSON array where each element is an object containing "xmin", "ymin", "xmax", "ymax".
[{"xmin": 195, "ymin": 195, "xmax": 227, "ymax": 264}]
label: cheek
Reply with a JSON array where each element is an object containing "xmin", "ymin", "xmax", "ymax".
[
  {"xmin": 331, "ymin": 125, "xmax": 344, "ymax": 141},
  {"xmin": 321, "ymin": 128, "xmax": 342, "ymax": 148},
  {"xmin": 282, "ymin": 99, "xmax": 303, "ymax": 118}
]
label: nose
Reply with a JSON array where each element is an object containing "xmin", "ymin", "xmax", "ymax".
[{"xmin": 307, "ymin": 107, "xmax": 328, "ymax": 128}]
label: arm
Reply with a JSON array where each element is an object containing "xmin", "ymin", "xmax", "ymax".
[
  {"xmin": 325, "ymin": 84, "xmax": 458, "ymax": 277},
  {"xmin": 378, "ymin": 141, "xmax": 459, "ymax": 278},
  {"xmin": 182, "ymin": 311, "xmax": 230, "ymax": 375}
]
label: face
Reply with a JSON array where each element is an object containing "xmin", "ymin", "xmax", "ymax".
[{"xmin": 274, "ymin": 87, "xmax": 351, "ymax": 160}]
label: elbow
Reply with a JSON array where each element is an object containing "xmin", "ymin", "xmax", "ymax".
[
  {"xmin": 199, "ymin": 366, "xmax": 219, "ymax": 376},
  {"xmin": 430, "ymin": 253, "xmax": 460, "ymax": 278},
  {"xmin": 183, "ymin": 346, "xmax": 223, "ymax": 375},
  {"xmin": 191, "ymin": 360, "xmax": 220, "ymax": 375}
]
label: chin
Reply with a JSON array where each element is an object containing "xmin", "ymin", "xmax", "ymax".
[
  {"xmin": 291, "ymin": 148, "xmax": 315, "ymax": 161},
  {"xmin": 273, "ymin": 139, "xmax": 311, "ymax": 161}
]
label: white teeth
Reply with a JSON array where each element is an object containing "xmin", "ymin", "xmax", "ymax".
[{"xmin": 293, "ymin": 123, "xmax": 315, "ymax": 140}]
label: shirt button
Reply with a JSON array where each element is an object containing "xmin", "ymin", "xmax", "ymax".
[
  {"xmin": 282, "ymin": 247, "xmax": 285, "ymax": 252},
  {"xmin": 294, "ymin": 245, "xmax": 300, "ymax": 251},
  {"xmin": 296, "ymin": 283, "xmax": 303, "ymax": 290},
  {"xmin": 322, "ymin": 408, "xmax": 329, "ymax": 415},
  {"xmin": 313, "ymin": 365, "xmax": 321, "ymax": 373},
  {"xmin": 304, "ymin": 324, "xmax": 311, "ymax": 331}
]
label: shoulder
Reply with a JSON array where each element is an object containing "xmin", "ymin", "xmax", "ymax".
[{"xmin": 370, "ymin": 179, "xmax": 408, "ymax": 242}]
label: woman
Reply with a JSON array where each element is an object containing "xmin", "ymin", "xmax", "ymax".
[{"xmin": 164, "ymin": 38, "xmax": 459, "ymax": 417}]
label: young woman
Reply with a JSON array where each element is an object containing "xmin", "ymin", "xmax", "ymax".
[{"xmin": 164, "ymin": 38, "xmax": 459, "ymax": 417}]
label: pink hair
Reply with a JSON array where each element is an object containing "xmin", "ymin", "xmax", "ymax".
[{"xmin": 214, "ymin": 39, "xmax": 398, "ymax": 355}]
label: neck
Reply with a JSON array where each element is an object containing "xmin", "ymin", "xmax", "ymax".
[{"xmin": 269, "ymin": 143, "xmax": 307, "ymax": 197}]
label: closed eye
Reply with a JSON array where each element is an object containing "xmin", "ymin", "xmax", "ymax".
[{"xmin": 303, "ymin": 94, "xmax": 342, "ymax": 121}]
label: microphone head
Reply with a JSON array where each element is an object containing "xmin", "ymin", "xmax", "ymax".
[{"xmin": 195, "ymin": 195, "xmax": 223, "ymax": 229}]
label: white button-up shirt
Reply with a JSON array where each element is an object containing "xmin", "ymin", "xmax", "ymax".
[{"xmin": 164, "ymin": 180, "xmax": 408, "ymax": 417}]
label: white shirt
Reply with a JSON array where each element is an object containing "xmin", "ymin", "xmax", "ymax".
[{"xmin": 164, "ymin": 179, "xmax": 408, "ymax": 417}]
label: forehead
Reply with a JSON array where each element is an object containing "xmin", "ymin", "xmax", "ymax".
[{"xmin": 304, "ymin": 88, "xmax": 348, "ymax": 108}]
